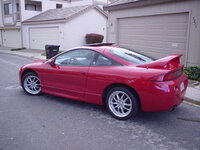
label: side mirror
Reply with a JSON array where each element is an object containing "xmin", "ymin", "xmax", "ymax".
[{"xmin": 48, "ymin": 58, "xmax": 55, "ymax": 66}]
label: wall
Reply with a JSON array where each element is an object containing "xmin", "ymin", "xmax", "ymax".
[
  {"xmin": 41, "ymin": 0, "xmax": 69, "ymax": 11},
  {"xmin": 22, "ymin": 8, "xmax": 107, "ymax": 50},
  {"xmin": 0, "ymin": 30, "xmax": 2, "ymax": 46},
  {"xmin": 0, "ymin": 1, "xmax": 3, "ymax": 27},
  {"xmin": 20, "ymin": 0, "xmax": 69, "ymax": 21},
  {"xmin": 63, "ymin": 8, "xmax": 107, "ymax": 49},
  {"xmin": 0, "ymin": 2, "xmax": 3, "ymax": 46},
  {"xmin": 107, "ymin": 0, "xmax": 200, "ymax": 66},
  {"xmin": 65, "ymin": 0, "xmax": 108, "ymax": 7},
  {"xmin": 94, "ymin": 0, "xmax": 108, "ymax": 5},
  {"xmin": 64, "ymin": 0, "xmax": 93, "ymax": 7}
]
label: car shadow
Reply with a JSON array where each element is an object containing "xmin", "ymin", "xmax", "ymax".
[
  {"xmin": 38, "ymin": 92, "xmax": 185, "ymax": 123},
  {"xmin": 42, "ymin": 93, "xmax": 106, "ymax": 111},
  {"xmin": 19, "ymin": 89, "xmax": 190, "ymax": 121},
  {"xmin": 18, "ymin": 89, "xmax": 191, "ymax": 124}
]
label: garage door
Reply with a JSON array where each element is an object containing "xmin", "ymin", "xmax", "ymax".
[
  {"xmin": 118, "ymin": 13, "xmax": 189, "ymax": 62},
  {"xmin": 30, "ymin": 27, "xmax": 59, "ymax": 50},
  {"xmin": 2, "ymin": 29, "xmax": 22, "ymax": 48}
]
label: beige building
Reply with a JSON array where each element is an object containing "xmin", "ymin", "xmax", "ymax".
[{"xmin": 104, "ymin": 0, "xmax": 200, "ymax": 66}]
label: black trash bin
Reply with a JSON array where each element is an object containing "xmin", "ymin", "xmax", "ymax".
[{"xmin": 45, "ymin": 45, "xmax": 60, "ymax": 59}]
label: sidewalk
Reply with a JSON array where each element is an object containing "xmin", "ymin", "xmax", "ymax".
[
  {"xmin": 0, "ymin": 47, "xmax": 46, "ymax": 60},
  {"xmin": 185, "ymin": 81, "xmax": 200, "ymax": 106},
  {"xmin": 0, "ymin": 47, "xmax": 200, "ymax": 107}
]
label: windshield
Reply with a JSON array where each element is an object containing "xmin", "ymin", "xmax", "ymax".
[{"xmin": 109, "ymin": 47, "xmax": 154, "ymax": 64}]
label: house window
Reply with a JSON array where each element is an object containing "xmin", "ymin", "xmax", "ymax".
[
  {"xmin": 56, "ymin": 4, "xmax": 63, "ymax": 9},
  {"xmin": 25, "ymin": 4, "xmax": 36, "ymax": 11},
  {"xmin": 4, "ymin": 3, "xmax": 12, "ymax": 15}
]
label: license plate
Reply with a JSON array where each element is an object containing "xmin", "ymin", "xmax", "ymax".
[{"xmin": 180, "ymin": 82, "xmax": 184, "ymax": 91}]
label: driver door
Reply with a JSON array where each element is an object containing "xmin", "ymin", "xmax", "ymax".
[{"xmin": 42, "ymin": 49, "xmax": 95, "ymax": 99}]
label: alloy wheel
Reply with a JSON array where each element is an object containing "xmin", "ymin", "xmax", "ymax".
[
  {"xmin": 108, "ymin": 91, "xmax": 132, "ymax": 118},
  {"xmin": 23, "ymin": 74, "xmax": 41, "ymax": 95}
]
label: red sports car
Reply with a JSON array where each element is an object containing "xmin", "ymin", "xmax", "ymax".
[{"xmin": 19, "ymin": 44, "xmax": 188, "ymax": 120}]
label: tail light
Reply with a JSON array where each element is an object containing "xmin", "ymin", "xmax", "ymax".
[{"xmin": 151, "ymin": 68, "xmax": 183, "ymax": 82}]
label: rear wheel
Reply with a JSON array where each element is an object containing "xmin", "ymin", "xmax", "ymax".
[
  {"xmin": 105, "ymin": 87, "xmax": 139, "ymax": 120},
  {"xmin": 22, "ymin": 72, "xmax": 41, "ymax": 95}
]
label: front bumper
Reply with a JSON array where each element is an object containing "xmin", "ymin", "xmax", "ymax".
[
  {"xmin": 19, "ymin": 67, "xmax": 23, "ymax": 86},
  {"xmin": 139, "ymin": 74, "xmax": 188, "ymax": 112}
]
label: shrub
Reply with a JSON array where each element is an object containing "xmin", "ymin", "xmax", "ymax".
[
  {"xmin": 85, "ymin": 33, "xmax": 104, "ymax": 44},
  {"xmin": 184, "ymin": 66, "xmax": 200, "ymax": 81}
]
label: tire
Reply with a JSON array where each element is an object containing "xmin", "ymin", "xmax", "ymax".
[
  {"xmin": 22, "ymin": 72, "xmax": 41, "ymax": 95},
  {"xmin": 105, "ymin": 87, "xmax": 139, "ymax": 120}
]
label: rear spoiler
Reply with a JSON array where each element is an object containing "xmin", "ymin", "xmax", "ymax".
[{"xmin": 137, "ymin": 54, "xmax": 182, "ymax": 69}]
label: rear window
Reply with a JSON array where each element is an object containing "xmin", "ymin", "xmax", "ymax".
[{"xmin": 109, "ymin": 47, "xmax": 154, "ymax": 64}]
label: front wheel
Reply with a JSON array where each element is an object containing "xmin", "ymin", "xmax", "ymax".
[
  {"xmin": 22, "ymin": 72, "xmax": 41, "ymax": 95},
  {"xmin": 105, "ymin": 87, "xmax": 139, "ymax": 120}
]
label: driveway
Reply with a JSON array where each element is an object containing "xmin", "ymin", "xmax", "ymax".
[{"xmin": 0, "ymin": 53, "xmax": 200, "ymax": 150}]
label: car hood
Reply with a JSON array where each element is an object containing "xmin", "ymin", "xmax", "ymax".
[
  {"xmin": 32, "ymin": 59, "xmax": 46, "ymax": 63},
  {"xmin": 22, "ymin": 59, "xmax": 46, "ymax": 69}
]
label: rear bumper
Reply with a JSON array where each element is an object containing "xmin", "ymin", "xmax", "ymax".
[{"xmin": 138, "ymin": 74, "xmax": 188, "ymax": 112}]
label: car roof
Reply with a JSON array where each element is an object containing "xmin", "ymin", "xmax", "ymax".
[
  {"xmin": 71, "ymin": 43, "xmax": 116, "ymax": 53},
  {"xmin": 63, "ymin": 44, "xmax": 134, "ymax": 66},
  {"xmin": 74, "ymin": 45, "xmax": 133, "ymax": 66}
]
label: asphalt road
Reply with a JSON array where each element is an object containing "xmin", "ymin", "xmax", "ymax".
[{"xmin": 0, "ymin": 53, "xmax": 200, "ymax": 150}]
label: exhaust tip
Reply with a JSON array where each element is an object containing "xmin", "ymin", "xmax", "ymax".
[{"xmin": 170, "ymin": 105, "xmax": 177, "ymax": 111}]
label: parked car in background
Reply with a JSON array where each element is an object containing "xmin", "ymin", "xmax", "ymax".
[{"xmin": 19, "ymin": 43, "xmax": 188, "ymax": 120}]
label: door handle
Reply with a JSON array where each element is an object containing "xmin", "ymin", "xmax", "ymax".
[{"xmin": 80, "ymin": 72, "xmax": 87, "ymax": 76}]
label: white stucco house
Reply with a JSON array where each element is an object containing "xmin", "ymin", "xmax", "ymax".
[
  {"xmin": 0, "ymin": 0, "xmax": 109, "ymax": 48},
  {"xmin": 22, "ymin": 5, "xmax": 107, "ymax": 50},
  {"xmin": 0, "ymin": 0, "xmax": 71, "ymax": 48},
  {"xmin": 104, "ymin": 0, "xmax": 200, "ymax": 66}
]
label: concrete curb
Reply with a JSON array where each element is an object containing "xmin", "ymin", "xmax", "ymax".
[{"xmin": 184, "ymin": 97, "xmax": 200, "ymax": 106}]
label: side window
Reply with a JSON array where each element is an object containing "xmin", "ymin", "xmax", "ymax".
[
  {"xmin": 55, "ymin": 49, "xmax": 95, "ymax": 66},
  {"xmin": 93, "ymin": 54, "xmax": 119, "ymax": 66}
]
